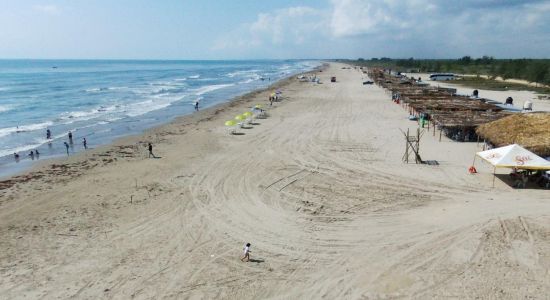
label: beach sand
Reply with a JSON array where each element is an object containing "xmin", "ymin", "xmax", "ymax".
[{"xmin": 1, "ymin": 63, "xmax": 549, "ymax": 299}]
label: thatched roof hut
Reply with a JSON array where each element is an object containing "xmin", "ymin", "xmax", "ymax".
[{"xmin": 476, "ymin": 113, "xmax": 550, "ymax": 157}]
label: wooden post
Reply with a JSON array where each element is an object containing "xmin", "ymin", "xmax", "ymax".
[
  {"xmin": 433, "ymin": 121, "xmax": 436, "ymax": 137},
  {"xmin": 493, "ymin": 167, "xmax": 497, "ymax": 187},
  {"xmin": 439, "ymin": 127, "xmax": 442, "ymax": 142},
  {"xmin": 405, "ymin": 128, "xmax": 409, "ymax": 163},
  {"xmin": 416, "ymin": 128, "xmax": 420, "ymax": 164}
]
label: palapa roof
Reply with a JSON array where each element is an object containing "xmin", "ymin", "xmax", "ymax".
[
  {"xmin": 476, "ymin": 113, "xmax": 550, "ymax": 157},
  {"xmin": 368, "ymin": 68, "xmax": 511, "ymax": 128}
]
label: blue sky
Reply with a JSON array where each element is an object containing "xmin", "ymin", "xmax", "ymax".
[{"xmin": 0, "ymin": 0, "xmax": 548, "ymax": 59}]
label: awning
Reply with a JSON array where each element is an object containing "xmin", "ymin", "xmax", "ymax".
[{"xmin": 477, "ymin": 144, "xmax": 550, "ymax": 170}]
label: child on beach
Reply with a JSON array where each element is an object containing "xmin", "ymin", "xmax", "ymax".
[
  {"xmin": 241, "ymin": 243, "xmax": 251, "ymax": 262},
  {"xmin": 148, "ymin": 143, "xmax": 154, "ymax": 158}
]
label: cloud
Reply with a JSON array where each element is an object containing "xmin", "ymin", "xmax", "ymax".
[
  {"xmin": 32, "ymin": 4, "xmax": 61, "ymax": 15},
  {"xmin": 212, "ymin": 1, "xmax": 550, "ymax": 59},
  {"xmin": 328, "ymin": 0, "xmax": 550, "ymax": 57},
  {"xmin": 212, "ymin": 6, "xmax": 328, "ymax": 57}
]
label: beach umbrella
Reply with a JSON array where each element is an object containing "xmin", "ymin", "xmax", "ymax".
[
  {"xmin": 225, "ymin": 120, "xmax": 236, "ymax": 126},
  {"xmin": 254, "ymin": 104, "xmax": 263, "ymax": 109},
  {"xmin": 235, "ymin": 114, "xmax": 246, "ymax": 121},
  {"xmin": 243, "ymin": 111, "xmax": 253, "ymax": 117}
]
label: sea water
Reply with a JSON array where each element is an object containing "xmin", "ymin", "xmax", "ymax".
[{"xmin": 0, "ymin": 60, "xmax": 320, "ymax": 177}]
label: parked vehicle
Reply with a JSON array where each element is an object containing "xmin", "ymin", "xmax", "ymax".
[{"xmin": 429, "ymin": 73, "xmax": 455, "ymax": 81}]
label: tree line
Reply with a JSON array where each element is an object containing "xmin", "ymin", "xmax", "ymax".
[{"xmin": 351, "ymin": 57, "xmax": 550, "ymax": 86}]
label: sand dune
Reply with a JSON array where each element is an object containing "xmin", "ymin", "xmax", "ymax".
[{"xmin": 1, "ymin": 63, "xmax": 549, "ymax": 299}]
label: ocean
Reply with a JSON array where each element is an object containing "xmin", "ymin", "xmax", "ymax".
[{"xmin": 0, "ymin": 59, "xmax": 320, "ymax": 177}]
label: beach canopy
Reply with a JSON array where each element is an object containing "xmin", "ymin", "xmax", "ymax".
[
  {"xmin": 476, "ymin": 144, "xmax": 550, "ymax": 170},
  {"xmin": 243, "ymin": 111, "xmax": 253, "ymax": 117},
  {"xmin": 225, "ymin": 120, "xmax": 236, "ymax": 126},
  {"xmin": 235, "ymin": 115, "xmax": 245, "ymax": 121}
]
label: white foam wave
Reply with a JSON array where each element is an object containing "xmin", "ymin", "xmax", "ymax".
[
  {"xmin": 0, "ymin": 121, "xmax": 54, "ymax": 138},
  {"xmin": 125, "ymin": 99, "xmax": 172, "ymax": 117},
  {"xmin": 85, "ymin": 86, "xmax": 127, "ymax": 92},
  {"xmin": 226, "ymin": 69, "xmax": 261, "ymax": 78},
  {"xmin": 188, "ymin": 75, "xmax": 200, "ymax": 79},
  {"xmin": 239, "ymin": 78, "xmax": 255, "ymax": 84},
  {"xmin": 0, "ymin": 142, "xmax": 46, "ymax": 158},
  {"xmin": 193, "ymin": 84, "xmax": 234, "ymax": 96},
  {"xmin": 0, "ymin": 104, "xmax": 14, "ymax": 113}
]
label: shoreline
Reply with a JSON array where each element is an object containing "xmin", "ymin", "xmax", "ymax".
[{"xmin": 0, "ymin": 64, "xmax": 325, "ymax": 182}]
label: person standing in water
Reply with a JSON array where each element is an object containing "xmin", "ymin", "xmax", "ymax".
[
  {"xmin": 46, "ymin": 129, "xmax": 51, "ymax": 139},
  {"xmin": 64, "ymin": 142, "xmax": 70, "ymax": 156},
  {"xmin": 68, "ymin": 131, "xmax": 73, "ymax": 144},
  {"xmin": 83, "ymin": 138, "xmax": 87, "ymax": 149},
  {"xmin": 194, "ymin": 99, "xmax": 200, "ymax": 111}
]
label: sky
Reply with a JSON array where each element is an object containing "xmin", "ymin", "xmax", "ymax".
[{"xmin": 0, "ymin": 0, "xmax": 548, "ymax": 59}]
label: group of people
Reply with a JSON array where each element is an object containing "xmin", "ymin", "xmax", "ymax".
[
  {"xmin": 13, "ymin": 129, "xmax": 89, "ymax": 162},
  {"xmin": 12, "ymin": 150, "xmax": 40, "ymax": 162}
]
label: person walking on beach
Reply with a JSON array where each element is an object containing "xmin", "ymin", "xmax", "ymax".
[
  {"xmin": 241, "ymin": 243, "xmax": 251, "ymax": 262},
  {"xmin": 148, "ymin": 143, "xmax": 154, "ymax": 158},
  {"xmin": 28, "ymin": 150, "xmax": 35, "ymax": 160},
  {"xmin": 35, "ymin": 149, "xmax": 40, "ymax": 159},
  {"xmin": 83, "ymin": 138, "xmax": 87, "ymax": 149},
  {"xmin": 194, "ymin": 99, "xmax": 200, "ymax": 111},
  {"xmin": 68, "ymin": 131, "xmax": 73, "ymax": 144},
  {"xmin": 64, "ymin": 142, "xmax": 70, "ymax": 156},
  {"xmin": 46, "ymin": 129, "xmax": 51, "ymax": 139}
]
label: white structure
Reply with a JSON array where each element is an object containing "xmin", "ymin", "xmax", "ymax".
[
  {"xmin": 477, "ymin": 144, "xmax": 550, "ymax": 170},
  {"xmin": 429, "ymin": 73, "xmax": 455, "ymax": 81}
]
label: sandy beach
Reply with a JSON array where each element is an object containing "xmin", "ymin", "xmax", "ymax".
[{"xmin": 1, "ymin": 62, "xmax": 549, "ymax": 299}]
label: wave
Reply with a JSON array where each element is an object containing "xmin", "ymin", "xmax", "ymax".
[
  {"xmin": 125, "ymin": 99, "xmax": 173, "ymax": 117},
  {"xmin": 85, "ymin": 86, "xmax": 128, "ymax": 92},
  {"xmin": 192, "ymin": 84, "xmax": 234, "ymax": 96},
  {"xmin": 0, "ymin": 104, "xmax": 14, "ymax": 113},
  {"xmin": 188, "ymin": 75, "xmax": 200, "ymax": 79},
  {"xmin": 0, "ymin": 121, "xmax": 53, "ymax": 138},
  {"xmin": 226, "ymin": 69, "xmax": 261, "ymax": 78},
  {"xmin": 0, "ymin": 142, "xmax": 46, "ymax": 158}
]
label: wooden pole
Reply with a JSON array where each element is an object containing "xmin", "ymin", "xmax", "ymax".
[
  {"xmin": 493, "ymin": 167, "xmax": 497, "ymax": 187},
  {"xmin": 416, "ymin": 128, "xmax": 420, "ymax": 164},
  {"xmin": 405, "ymin": 128, "xmax": 409, "ymax": 163},
  {"xmin": 439, "ymin": 128, "xmax": 442, "ymax": 142}
]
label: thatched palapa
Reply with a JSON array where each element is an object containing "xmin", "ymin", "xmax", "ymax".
[{"xmin": 476, "ymin": 113, "xmax": 550, "ymax": 157}]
